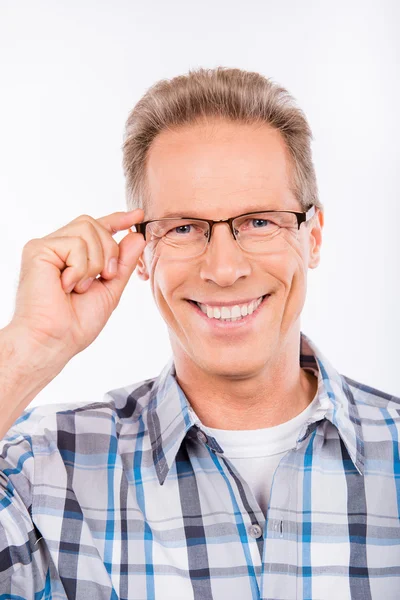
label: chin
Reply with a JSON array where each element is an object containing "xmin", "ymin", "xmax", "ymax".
[{"xmin": 197, "ymin": 353, "xmax": 267, "ymax": 380}]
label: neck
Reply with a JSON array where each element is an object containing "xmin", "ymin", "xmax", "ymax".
[{"xmin": 171, "ymin": 331, "xmax": 318, "ymax": 431}]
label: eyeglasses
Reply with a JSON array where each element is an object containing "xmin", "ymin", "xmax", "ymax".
[{"xmin": 134, "ymin": 205, "xmax": 316, "ymax": 260}]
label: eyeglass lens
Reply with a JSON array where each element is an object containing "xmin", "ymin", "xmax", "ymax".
[{"xmin": 145, "ymin": 212, "xmax": 300, "ymax": 259}]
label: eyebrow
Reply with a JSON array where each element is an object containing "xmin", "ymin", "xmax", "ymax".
[{"xmin": 159, "ymin": 212, "xmax": 189, "ymax": 218}]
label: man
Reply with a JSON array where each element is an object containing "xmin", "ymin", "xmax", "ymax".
[{"xmin": 0, "ymin": 67, "xmax": 398, "ymax": 599}]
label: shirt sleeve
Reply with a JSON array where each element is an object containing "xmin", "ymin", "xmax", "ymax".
[{"xmin": 0, "ymin": 408, "xmax": 49, "ymax": 596}]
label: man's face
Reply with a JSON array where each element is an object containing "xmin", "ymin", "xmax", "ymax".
[{"xmin": 137, "ymin": 119, "xmax": 323, "ymax": 379}]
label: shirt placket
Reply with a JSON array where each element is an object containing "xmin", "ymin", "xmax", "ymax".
[
  {"xmin": 197, "ymin": 427, "xmax": 265, "ymax": 597},
  {"xmin": 260, "ymin": 420, "xmax": 321, "ymax": 599},
  {"xmin": 259, "ymin": 447, "xmax": 299, "ymax": 600}
]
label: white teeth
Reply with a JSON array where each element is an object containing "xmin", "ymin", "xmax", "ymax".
[
  {"xmin": 231, "ymin": 305, "xmax": 241, "ymax": 318},
  {"xmin": 197, "ymin": 296, "xmax": 264, "ymax": 320},
  {"xmin": 221, "ymin": 307, "xmax": 230, "ymax": 319}
]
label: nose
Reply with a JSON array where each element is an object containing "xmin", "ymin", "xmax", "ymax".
[{"xmin": 199, "ymin": 222, "xmax": 251, "ymax": 286}]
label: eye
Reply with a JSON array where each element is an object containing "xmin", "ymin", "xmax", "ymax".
[
  {"xmin": 241, "ymin": 218, "xmax": 274, "ymax": 230},
  {"xmin": 166, "ymin": 224, "xmax": 194, "ymax": 236},
  {"xmin": 251, "ymin": 219, "xmax": 272, "ymax": 228},
  {"xmin": 174, "ymin": 225, "xmax": 192, "ymax": 234}
]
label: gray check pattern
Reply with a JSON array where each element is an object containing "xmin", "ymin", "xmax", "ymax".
[{"xmin": 0, "ymin": 331, "xmax": 400, "ymax": 599}]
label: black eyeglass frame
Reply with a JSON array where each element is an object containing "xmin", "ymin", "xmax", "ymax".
[{"xmin": 134, "ymin": 205, "xmax": 317, "ymax": 244}]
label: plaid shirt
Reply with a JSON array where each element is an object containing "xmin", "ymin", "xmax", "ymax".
[{"xmin": 1, "ymin": 331, "xmax": 399, "ymax": 600}]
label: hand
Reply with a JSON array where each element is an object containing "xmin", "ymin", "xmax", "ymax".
[{"xmin": 9, "ymin": 209, "xmax": 147, "ymax": 362}]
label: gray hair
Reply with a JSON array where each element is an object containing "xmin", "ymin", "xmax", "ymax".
[{"xmin": 122, "ymin": 67, "xmax": 322, "ymax": 215}]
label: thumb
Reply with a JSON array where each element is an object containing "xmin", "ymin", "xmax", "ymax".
[{"xmin": 102, "ymin": 230, "xmax": 147, "ymax": 302}]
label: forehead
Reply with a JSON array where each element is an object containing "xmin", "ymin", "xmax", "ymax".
[{"xmin": 145, "ymin": 119, "xmax": 298, "ymax": 219}]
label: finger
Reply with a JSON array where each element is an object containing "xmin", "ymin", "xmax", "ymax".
[
  {"xmin": 91, "ymin": 209, "xmax": 146, "ymax": 280},
  {"xmin": 95, "ymin": 208, "xmax": 145, "ymax": 235},
  {"xmin": 66, "ymin": 219, "xmax": 120, "ymax": 283},
  {"xmin": 25, "ymin": 236, "xmax": 91, "ymax": 294},
  {"xmin": 99, "ymin": 229, "xmax": 147, "ymax": 305},
  {"xmin": 48, "ymin": 210, "xmax": 146, "ymax": 287},
  {"xmin": 49, "ymin": 209, "xmax": 145, "ymax": 240},
  {"xmin": 74, "ymin": 209, "xmax": 146, "ymax": 281},
  {"xmin": 61, "ymin": 225, "xmax": 105, "ymax": 293}
]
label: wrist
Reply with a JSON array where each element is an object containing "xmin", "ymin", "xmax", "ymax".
[
  {"xmin": 0, "ymin": 323, "xmax": 67, "ymax": 437},
  {"xmin": 0, "ymin": 322, "xmax": 67, "ymax": 400},
  {"xmin": 1, "ymin": 323, "xmax": 62, "ymax": 370}
]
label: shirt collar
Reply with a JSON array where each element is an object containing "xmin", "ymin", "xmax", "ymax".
[{"xmin": 145, "ymin": 331, "xmax": 365, "ymax": 485}]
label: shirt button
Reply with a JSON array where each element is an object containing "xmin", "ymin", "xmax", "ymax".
[
  {"xmin": 248, "ymin": 524, "xmax": 263, "ymax": 539},
  {"xmin": 196, "ymin": 430, "xmax": 208, "ymax": 444}
]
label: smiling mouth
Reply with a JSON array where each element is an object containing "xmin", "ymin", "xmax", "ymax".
[{"xmin": 187, "ymin": 294, "xmax": 270, "ymax": 323}]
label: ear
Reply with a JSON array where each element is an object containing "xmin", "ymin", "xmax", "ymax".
[
  {"xmin": 136, "ymin": 251, "xmax": 150, "ymax": 281},
  {"xmin": 308, "ymin": 208, "xmax": 324, "ymax": 269}
]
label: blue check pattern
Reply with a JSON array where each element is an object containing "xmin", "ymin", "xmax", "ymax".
[{"xmin": 0, "ymin": 331, "xmax": 400, "ymax": 599}]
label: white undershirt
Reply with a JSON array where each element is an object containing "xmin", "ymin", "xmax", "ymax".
[{"xmin": 200, "ymin": 390, "xmax": 325, "ymax": 516}]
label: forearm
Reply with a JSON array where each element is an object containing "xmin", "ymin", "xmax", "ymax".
[{"xmin": 0, "ymin": 324, "xmax": 66, "ymax": 439}]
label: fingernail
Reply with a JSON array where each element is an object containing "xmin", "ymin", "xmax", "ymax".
[
  {"xmin": 81, "ymin": 277, "xmax": 94, "ymax": 291},
  {"xmin": 108, "ymin": 258, "xmax": 117, "ymax": 274}
]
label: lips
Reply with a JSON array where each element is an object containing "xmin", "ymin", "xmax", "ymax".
[
  {"xmin": 188, "ymin": 294, "xmax": 269, "ymax": 308},
  {"xmin": 187, "ymin": 294, "xmax": 270, "ymax": 327}
]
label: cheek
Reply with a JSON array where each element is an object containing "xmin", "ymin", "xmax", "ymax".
[
  {"xmin": 149, "ymin": 259, "xmax": 189, "ymax": 316},
  {"xmin": 259, "ymin": 243, "xmax": 307, "ymax": 290},
  {"xmin": 282, "ymin": 233, "xmax": 308, "ymax": 273},
  {"xmin": 276, "ymin": 242, "xmax": 309, "ymax": 327},
  {"xmin": 258, "ymin": 240, "xmax": 308, "ymax": 326}
]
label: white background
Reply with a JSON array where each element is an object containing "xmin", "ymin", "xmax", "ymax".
[{"xmin": 0, "ymin": 0, "xmax": 399, "ymax": 409}]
